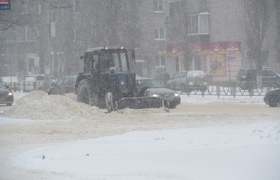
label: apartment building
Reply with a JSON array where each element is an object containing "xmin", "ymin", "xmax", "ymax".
[
  {"xmin": 1, "ymin": 0, "xmax": 278, "ymax": 83},
  {"xmin": 165, "ymin": 0, "xmax": 279, "ymax": 82},
  {"xmin": 0, "ymin": 0, "xmax": 80, "ymax": 79}
]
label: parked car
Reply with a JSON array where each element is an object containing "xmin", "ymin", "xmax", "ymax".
[
  {"xmin": 0, "ymin": 76, "xmax": 20, "ymax": 91},
  {"xmin": 24, "ymin": 74, "xmax": 57, "ymax": 83},
  {"xmin": 24, "ymin": 74, "xmax": 57, "ymax": 91},
  {"xmin": 263, "ymin": 89, "xmax": 280, "ymax": 107},
  {"xmin": 0, "ymin": 82, "xmax": 14, "ymax": 106},
  {"xmin": 236, "ymin": 67, "xmax": 280, "ymax": 90},
  {"xmin": 166, "ymin": 70, "xmax": 208, "ymax": 94},
  {"xmin": 48, "ymin": 76, "xmax": 77, "ymax": 95},
  {"xmin": 136, "ymin": 77, "xmax": 181, "ymax": 109}
]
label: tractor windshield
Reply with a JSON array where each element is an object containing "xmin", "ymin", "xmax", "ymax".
[
  {"xmin": 99, "ymin": 50, "xmax": 129, "ymax": 73},
  {"xmin": 111, "ymin": 51, "xmax": 128, "ymax": 72}
]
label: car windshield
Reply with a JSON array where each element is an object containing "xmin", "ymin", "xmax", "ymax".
[
  {"xmin": 36, "ymin": 75, "xmax": 45, "ymax": 81},
  {"xmin": 25, "ymin": 76, "xmax": 35, "ymax": 82},
  {"xmin": 136, "ymin": 79, "xmax": 164, "ymax": 89},
  {"xmin": 187, "ymin": 71, "xmax": 205, "ymax": 77},
  {"xmin": 66, "ymin": 77, "xmax": 77, "ymax": 84},
  {"xmin": 0, "ymin": 82, "xmax": 4, "ymax": 88}
]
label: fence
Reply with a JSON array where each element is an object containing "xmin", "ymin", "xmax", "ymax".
[
  {"xmin": 2, "ymin": 82, "xmax": 45, "ymax": 92},
  {"xmin": 2, "ymin": 80, "xmax": 278, "ymax": 96},
  {"xmin": 185, "ymin": 81, "xmax": 278, "ymax": 97}
]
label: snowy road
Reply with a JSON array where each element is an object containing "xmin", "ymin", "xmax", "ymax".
[{"xmin": 0, "ymin": 92, "xmax": 280, "ymax": 179}]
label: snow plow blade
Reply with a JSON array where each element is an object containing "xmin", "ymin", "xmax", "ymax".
[{"xmin": 117, "ymin": 97, "xmax": 163, "ymax": 110}]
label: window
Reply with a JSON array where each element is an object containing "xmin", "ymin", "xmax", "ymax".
[
  {"xmin": 91, "ymin": 54, "xmax": 98, "ymax": 71},
  {"xmin": 199, "ymin": 13, "xmax": 209, "ymax": 34},
  {"xmin": 189, "ymin": 12, "xmax": 209, "ymax": 35},
  {"xmin": 73, "ymin": 0, "xmax": 81, "ymax": 13},
  {"xmin": 155, "ymin": 27, "xmax": 166, "ymax": 40},
  {"xmin": 160, "ymin": 56, "xmax": 165, "ymax": 66},
  {"xmin": 28, "ymin": 58, "xmax": 35, "ymax": 73},
  {"xmin": 112, "ymin": 53, "xmax": 120, "ymax": 70},
  {"xmin": 17, "ymin": 27, "xmax": 25, "ymax": 42},
  {"xmin": 199, "ymin": 0, "xmax": 208, "ymax": 12},
  {"xmin": 120, "ymin": 52, "xmax": 128, "ymax": 71},
  {"xmin": 154, "ymin": 0, "xmax": 165, "ymax": 12},
  {"xmin": 55, "ymin": 79, "xmax": 63, "ymax": 86},
  {"xmin": 190, "ymin": 15, "xmax": 198, "ymax": 34},
  {"xmin": 26, "ymin": 26, "xmax": 37, "ymax": 42}
]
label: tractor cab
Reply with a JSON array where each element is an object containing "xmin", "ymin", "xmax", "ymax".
[{"xmin": 82, "ymin": 47, "xmax": 130, "ymax": 75}]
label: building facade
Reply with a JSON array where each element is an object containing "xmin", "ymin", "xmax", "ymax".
[
  {"xmin": 0, "ymin": 0, "xmax": 279, "ymax": 84},
  {"xmin": 165, "ymin": 0, "xmax": 279, "ymax": 83}
]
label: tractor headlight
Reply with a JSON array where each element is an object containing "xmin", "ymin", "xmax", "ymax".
[
  {"xmin": 120, "ymin": 81, "xmax": 125, "ymax": 85},
  {"xmin": 7, "ymin": 92, "xmax": 13, "ymax": 96},
  {"xmin": 174, "ymin": 93, "xmax": 179, "ymax": 97},
  {"xmin": 152, "ymin": 94, "xmax": 159, "ymax": 97}
]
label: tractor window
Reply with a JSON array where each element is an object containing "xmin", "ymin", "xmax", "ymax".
[
  {"xmin": 92, "ymin": 54, "xmax": 98, "ymax": 71},
  {"xmin": 100, "ymin": 52, "xmax": 114, "ymax": 72},
  {"xmin": 112, "ymin": 53, "xmax": 120, "ymax": 71},
  {"xmin": 84, "ymin": 53, "xmax": 91, "ymax": 73},
  {"xmin": 120, "ymin": 52, "xmax": 128, "ymax": 71}
]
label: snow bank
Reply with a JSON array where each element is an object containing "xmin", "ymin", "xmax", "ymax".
[
  {"xmin": 4, "ymin": 91, "xmax": 105, "ymax": 120},
  {"xmin": 12, "ymin": 123, "xmax": 280, "ymax": 180},
  {"xmin": 4, "ymin": 91, "xmax": 164, "ymax": 120},
  {"xmin": 181, "ymin": 95, "xmax": 265, "ymax": 104}
]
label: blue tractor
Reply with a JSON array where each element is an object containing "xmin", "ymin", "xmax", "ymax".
[{"xmin": 75, "ymin": 46, "xmax": 164, "ymax": 113}]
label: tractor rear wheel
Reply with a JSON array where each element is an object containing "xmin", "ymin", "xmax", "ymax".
[
  {"xmin": 77, "ymin": 79, "xmax": 99, "ymax": 107},
  {"xmin": 77, "ymin": 79, "xmax": 91, "ymax": 105}
]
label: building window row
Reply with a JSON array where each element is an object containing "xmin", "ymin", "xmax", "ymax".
[{"xmin": 4, "ymin": 27, "xmax": 37, "ymax": 42}]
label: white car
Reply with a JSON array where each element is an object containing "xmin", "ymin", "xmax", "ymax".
[
  {"xmin": 24, "ymin": 74, "xmax": 57, "ymax": 83},
  {"xmin": 167, "ymin": 70, "xmax": 208, "ymax": 94},
  {"xmin": 24, "ymin": 74, "xmax": 57, "ymax": 91}
]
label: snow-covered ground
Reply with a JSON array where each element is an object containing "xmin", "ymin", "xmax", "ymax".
[{"xmin": 0, "ymin": 91, "xmax": 280, "ymax": 180}]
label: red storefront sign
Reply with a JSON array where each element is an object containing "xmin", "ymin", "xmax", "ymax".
[
  {"xmin": 0, "ymin": 0, "xmax": 10, "ymax": 10},
  {"xmin": 0, "ymin": 0, "xmax": 9, "ymax": 4},
  {"xmin": 190, "ymin": 42, "xmax": 241, "ymax": 55},
  {"xmin": 166, "ymin": 44, "xmax": 183, "ymax": 56},
  {"xmin": 167, "ymin": 42, "xmax": 240, "ymax": 56}
]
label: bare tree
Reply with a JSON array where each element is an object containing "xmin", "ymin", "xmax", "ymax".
[
  {"xmin": 169, "ymin": 0, "xmax": 192, "ymax": 70},
  {"xmin": 244, "ymin": 0, "xmax": 273, "ymax": 87},
  {"xmin": 275, "ymin": 0, "xmax": 280, "ymax": 64}
]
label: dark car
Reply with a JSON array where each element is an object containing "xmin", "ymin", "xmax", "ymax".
[
  {"xmin": 263, "ymin": 89, "xmax": 280, "ymax": 107},
  {"xmin": 0, "ymin": 82, "xmax": 14, "ymax": 106},
  {"xmin": 136, "ymin": 77, "xmax": 181, "ymax": 109},
  {"xmin": 48, "ymin": 76, "xmax": 77, "ymax": 95},
  {"xmin": 236, "ymin": 67, "xmax": 280, "ymax": 90},
  {"xmin": 166, "ymin": 70, "xmax": 208, "ymax": 94}
]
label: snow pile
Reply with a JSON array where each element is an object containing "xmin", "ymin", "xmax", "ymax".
[
  {"xmin": 253, "ymin": 123, "xmax": 280, "ymax": 141},
  {"xmin": 4, "ymin": 91, "xmax": 105, "ymax": 120},
  {"xmin": 182, "ymin": 95, "xmax": 265, "ymax": 104},
  {"xmin": 4, "ymin": 91, "xmax": 165, "ymax": 121}
]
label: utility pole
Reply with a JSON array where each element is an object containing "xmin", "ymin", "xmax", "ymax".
[{"xmin": 41, "ymin": 0, "xmax": 52, "ymax": 91}]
